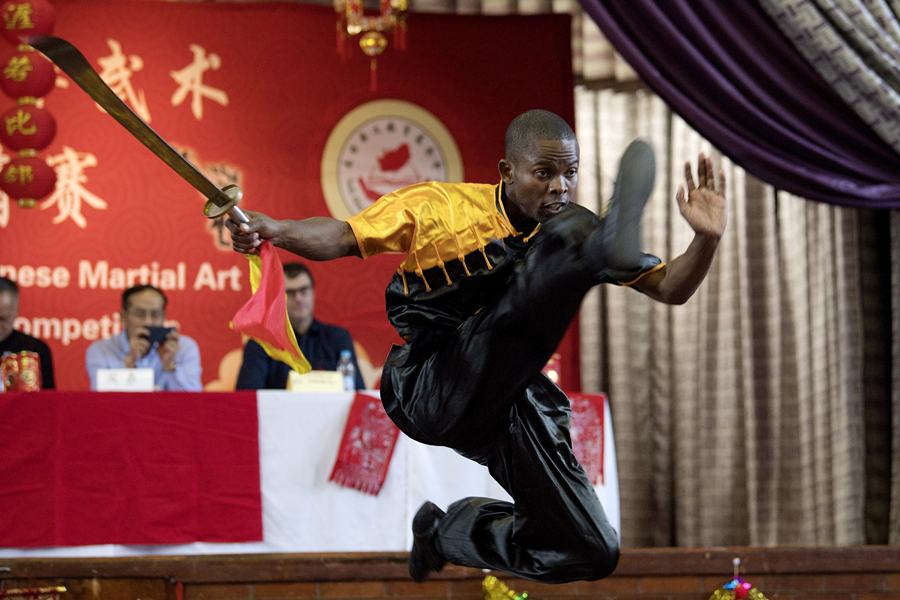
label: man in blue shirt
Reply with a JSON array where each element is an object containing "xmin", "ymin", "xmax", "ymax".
[
  {"xmin": 235, "ymin": 262, "xmax": 364, "ymax": 390},
  {"xmin": 85, "ymin": 285, "xmax": 202, "ymax": 391}
]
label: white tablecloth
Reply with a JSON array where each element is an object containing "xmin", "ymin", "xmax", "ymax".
[{"xmin": 0, "ymin": 391, "xmax": 618, "ymax": 557}]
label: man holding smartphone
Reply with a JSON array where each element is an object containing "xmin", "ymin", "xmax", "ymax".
[{"xmin": 85, "ymin": 285, "xmax": 203, "ymax": 391}]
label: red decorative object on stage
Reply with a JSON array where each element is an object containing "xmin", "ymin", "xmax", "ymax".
[
  {"xmin": 569, "ymin": 392, "xmax": 606, "ymax": 485},
  {"xmin": 1, "ymin": 349, "xmax": 43, "ymax": 390},
  {"xmin": 0, "ymin": 0, "xmax": 55, "ymax": 45},
  {"xmin": 0, "ymin": 102, "xmax": 56, "ymax": 150},
  {"xmin": 329, "ymin": 392, "xmax": 400, "ymax": 495},
  {"xmin": 0, "ymin": 0, "xmax": 57, "ymax": 207},
  {"xmin": 710, "ymin": 559, "xmax": 770, "ymax": 600},
  {"xmin": 0, "ymin": 587, "xmax": 66, "ymax": 600},
  {"xmin": 0, "ymin": 47, "xmax": 55, "ymax": 98},
  {"xmin": 0, "ymin": 152, "xmax": 55, "ymax": 204}
]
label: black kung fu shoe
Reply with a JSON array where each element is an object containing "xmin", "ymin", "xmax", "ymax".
[
  {"xmin": 408, "ymin": 501, "xmax": 447, "ymax": 582},
  {"xmin": 603, "ymin": 138, "xmax": 656, "ymax": 271}
]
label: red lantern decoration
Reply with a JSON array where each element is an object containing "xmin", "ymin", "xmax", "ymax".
[
  {"xmin": 0, "ymin": 153, "xmax": 56, "ymax": 201},
  {"xmin": 0, "ymin": 48, "xmax": 54, "ymax": 98},
  {"xmin": 0, "ymin": 0, "xmax": 55, "ymax": 46},
  {"xmin": 0, "ymin": 102, "xmax": 55, "ymax": 150}
]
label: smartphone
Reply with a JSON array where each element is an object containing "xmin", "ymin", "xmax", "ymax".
[{"xmin": 145, "ymin": 326, "xmax": 174, "ymax": 344}]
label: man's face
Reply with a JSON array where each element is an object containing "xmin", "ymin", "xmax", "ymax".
[
  {"xmin": 285, "ymin": 272, "xmax": 315, "ymax": 335},
  {"xmin": 500, "ymin": 138, "xmax": 579, "ymax": 227},
  {"xmin": 0, "ymin": 291, "xmax": 18, "ymax": 344},
  {"xmin": 120, "ymin": 289, "xmax": 166, "ymax": 338}
]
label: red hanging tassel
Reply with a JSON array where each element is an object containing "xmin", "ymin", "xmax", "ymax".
[
  {"xmin": 370, "ymin": 58, "xmax": 377, "ymax": 92},
  {"xmin": 336, "ymin": 20, "xmax": 344, "ymax": 58}
]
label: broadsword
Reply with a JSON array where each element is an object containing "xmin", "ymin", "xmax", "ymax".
[{"xmin": 26, "ymin": 35, "xmax": 248, "ymax": 223}]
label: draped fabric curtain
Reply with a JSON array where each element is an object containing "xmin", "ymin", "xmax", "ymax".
[
  {"xmin": 568, "ymin": 0, "xmax": 898, "ymax": 546},
  {"xmin": 893, "ymin": 210, "xmax": 900, "ymax": 545},
  {"xmin": 574, "ymin": 89, "xmax": 883, "ymax": 546},
  {"xmin": 757, "ymin": 0, "xmax": 900, "ymax": 155},
  {"xmin": 571, "ymin": 0, "xmax": 900, "ymax": 208},
  {"xmin": 752, "ymin": 3, "xmax": 900, "ymax": 545}
]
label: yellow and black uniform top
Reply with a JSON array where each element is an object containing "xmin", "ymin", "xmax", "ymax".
[{"xmin": 347, "ymin": 180, "xmax": 661, "ymax": 357}]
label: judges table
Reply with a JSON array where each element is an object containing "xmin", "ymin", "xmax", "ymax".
[{"xmin": 0, "ymin": 391, "xmax": 619, "ymax": 557}]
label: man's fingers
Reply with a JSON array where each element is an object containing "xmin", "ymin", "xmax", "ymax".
[{"xmin": 684, "ymin": 161, "xmax": 696, "ymax": 191}]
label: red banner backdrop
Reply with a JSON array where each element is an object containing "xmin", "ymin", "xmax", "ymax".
[{"xmin": 0, "ymin": 0, "xmax": 578, "ymax": 391}]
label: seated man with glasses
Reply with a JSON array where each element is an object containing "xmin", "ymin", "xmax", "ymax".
[
  {"xmin": 85, "ymin": 285, "xmax": 203, "ymax": 391},
  {"xmin": 235, "ymin": 262, "xmax": 364, "ymax": 390}
]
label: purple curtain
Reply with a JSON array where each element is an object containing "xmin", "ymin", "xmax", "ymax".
[{"xmin": 577, "ymin": 0, "xmax": 900, "ymax": 208}]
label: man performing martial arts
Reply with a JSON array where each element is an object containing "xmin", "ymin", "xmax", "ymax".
[{"xmin": 227, "ymin": 109, "xmax": 727, "ymax": 584}]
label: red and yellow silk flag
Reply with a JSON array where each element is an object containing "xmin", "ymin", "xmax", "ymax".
[{"xmin": 231, "ymin": 241, "xmax": 310, "ymax": 375}]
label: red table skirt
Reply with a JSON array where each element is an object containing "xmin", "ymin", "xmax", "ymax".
[{"xmin": 0, "ymin": 391, "xmax": 262, "ymax": 548}]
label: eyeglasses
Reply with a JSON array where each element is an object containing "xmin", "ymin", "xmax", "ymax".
[
  {"xmin": 285, "ymin": 285, "xmax": 312, "ymax": 297},
  {"xmin": 127, "ymin": 308, "xmax": 166, "ymax": 320}
]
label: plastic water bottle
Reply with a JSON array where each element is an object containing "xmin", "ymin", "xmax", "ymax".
[{"xmin": 337, "ymin": 349, "xmax": 355, "ymax": 391}]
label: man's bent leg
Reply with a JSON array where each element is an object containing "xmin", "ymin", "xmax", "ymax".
[{"xmin": 434, "ymin": 375, "xmax": 619, "ymax": 583}]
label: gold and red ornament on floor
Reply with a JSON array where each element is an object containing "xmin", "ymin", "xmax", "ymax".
[
  {"xmin": 0, "ymin": 587, "xmax": 66, "ymax": 600},
  {"xmin": 710, "ymin": 559, "xmax": 769, "ymax": 600},
  {"xmin": 482, "ymin": 576, "xmax": 528, "ymax": 600},
  {"xmin": 0, "ymin": 0, "xmax": 58, "ymax": 208}
]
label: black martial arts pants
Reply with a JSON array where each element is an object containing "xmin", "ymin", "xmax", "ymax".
[{"xmin": 381, "ymin": 206, "xmax": 621, "ymax": 584}]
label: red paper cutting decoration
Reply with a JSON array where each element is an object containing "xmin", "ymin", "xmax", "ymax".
[
  {"xmin": 0, "ymin": 101, "xmax": 55, "ymax": 150},
  {"xmin": 0, "ymin": 48, "xmax": 55, "ymax": 99},
  {"xmin": 0, "ymin": 0, "xmax": 55, "ymax": 45},
  {"xmin": 0, "ymin": 153, "xmax": 56, "ymax": 204}
]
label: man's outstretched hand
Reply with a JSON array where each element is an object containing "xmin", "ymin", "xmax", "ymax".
[{"xmin": 676, "ymin": 152, "xmax": 727, "ymax": 239}]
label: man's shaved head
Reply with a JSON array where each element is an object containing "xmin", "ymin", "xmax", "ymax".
[{"xmin": 505, "ymin": 110, "xmax": 576, "ymax": 165}]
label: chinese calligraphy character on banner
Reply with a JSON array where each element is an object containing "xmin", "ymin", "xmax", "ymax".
[
  {"xmin": 97, "ymin": 38, "xmax": 151, "ymax": 123},
  {"xmin": 170, "ymin": 44, "xmax": 229, "ymax": 120},
  {"xmin": 41, "ymin": 146, "xmax": 108, "ymax": 227}
]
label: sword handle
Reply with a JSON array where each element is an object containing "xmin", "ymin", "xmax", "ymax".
[
  {"xmin": 228, "ymin": 206, "xmax": 249, "ymax": 224},
  {"xmin": 204, "ymin": 184, "xmax": 248, "ymax": 223}
]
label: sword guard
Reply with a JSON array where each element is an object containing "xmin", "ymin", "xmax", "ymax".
[{"xmin": 204, "ymin": 184, "xmax": 247, "ymax": 222}]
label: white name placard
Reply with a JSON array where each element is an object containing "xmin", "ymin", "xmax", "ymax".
[
  {"xmin": 96, "ymin": 368, "xmax": 155, "ymax": 392},
  {"xmin": 287, "ymin": 370, "xmax": 344, "ymax": 392}
]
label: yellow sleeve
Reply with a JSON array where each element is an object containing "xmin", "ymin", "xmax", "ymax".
[
  {"xmin": 346, "ymin": 194, "xmax": 416, "ymax": 259},
  {"xmin": 346, "ymin": 182, "xmax": 450, "ymax": 259}
]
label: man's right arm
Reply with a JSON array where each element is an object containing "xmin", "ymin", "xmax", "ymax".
[{"xmin": 227, "ymin": 213, "xmax": 361, "ymax": 261}]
